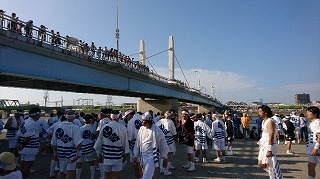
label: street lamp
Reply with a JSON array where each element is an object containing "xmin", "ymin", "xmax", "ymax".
[{"xmin": 194, "ymin": 70, "xmax": 200, "ymax": 91}]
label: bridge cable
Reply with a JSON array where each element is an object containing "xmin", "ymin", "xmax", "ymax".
[{"xmin": 174, "ymin": 53, "xmax": 190, "ymax": 87}]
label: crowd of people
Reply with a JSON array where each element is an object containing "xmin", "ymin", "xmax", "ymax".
[
  {"xmin": 0, "ymin": 105, "xmax": 319, "ymax": 179},
  {"xmin": 0, "ymin": 11, "xmax": 151, "ymax": 75}
]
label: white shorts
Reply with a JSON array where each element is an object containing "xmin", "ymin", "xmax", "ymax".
[
  {"xmin": 258, "ymin": 145, "xmax": 278, "ymax": 165},
  {"xmin": 194, "ymin": 141, "xmax": 208, "ymax": 150},
  {"xmin": 8, "ymin": 139, "xmax": 17, "ymax": 148},
  {"xmin": 21, "ymin": 154, "xmax": 36, "ymax": 162},
  {"xmin": 104, "ymin": 163, "xmax": 122, "ymax": 173},
  {"xmin": 308, "ymin": 155, "xmax": 320, "ymax": 164},
  {"xmin": 212, "ymin": 140, "xmax": 225, "ymax": 151},
  {"xmin": 77, "ymin": 153, "xmax": 95, "ymax": 162},
  {"xmin": 58, "ymin": 158, "xmax": 76, "ymax": 172},
  {"xmin": 186, "ymin": 146, "xmax": 194, "ymax": 154},
  {"xmin": 167, "ymin": 143, "xmax": 176, "ymax": 153}
]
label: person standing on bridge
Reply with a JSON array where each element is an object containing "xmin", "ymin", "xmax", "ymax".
[
  {"xmin": 305, "ymin": 106, "xmax": 320, "ymax": 179},
  {"xmin": 257, "ymin": 105, "xmax": 281, "ymax": 179}
]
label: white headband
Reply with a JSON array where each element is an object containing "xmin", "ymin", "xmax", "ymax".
[
  {"xmin": 111, "ymin": 114, "xmax": 120, "ymax": 120},
  {"xmin": 29, "ymin": 112, "xmax": 40, "ymax": 117}
]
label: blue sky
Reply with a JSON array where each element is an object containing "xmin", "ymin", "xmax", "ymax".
[{"xmin": 0, "ymin": 0, "xmax": 319, "ymax": 106}]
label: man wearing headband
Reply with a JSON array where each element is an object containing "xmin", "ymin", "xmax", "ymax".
[
  {"xmin": 181, "ymin": 111, "xmax": 196, "ymax": 171},
  {"xmin": 4, "ymin": 109, "xmax": 24, "ymax": 163},
  {"xmin": 133, "ymin": 112, "xmax": 169, "ymax": 179},
  {"xmin": 156, "ymin": 110, "xmax": 177, "ymax": 176},
  {"xmin": 211, "ymin": 114, "xmax": 226, "ymax": 162},
  {"xmin": 17, "ymin": 107, "xmax": 41, "ymax": 179},
  {"xmin": 94, "ymin": 110, "xmax": 129, "ymax": 179},
  {"xmin": 193, "ymin": 113, "xmax": 212, "ymax": 164},
  {"xmin": 47, "ymin": 112, "xmax": 66, "ymax": 178},
  {"xmin": 95, "ymin": 108, "xmax": 112, "ymax": 178},
  {"xmin": 120, "ymin": 110, "xmax": 135, "ymax": 128},
  {"xmin": 51, "ymin": 109, "xmax": 83, "ymax": 179},
  {"xmin": 76, "ymin": 114, "xmax": 96, "ymax": 179},
  {"xmin": 126, "ymin": 111, "xmax": 143, "ymax": 178}
]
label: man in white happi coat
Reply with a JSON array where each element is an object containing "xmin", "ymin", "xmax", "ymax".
[
  {"xmin": 211, "ymin": 113, "xmax": 226, "ymax": 162},
  {"xmin": 94, "ymin": 110, "xmax": 129, "ymax": 179},
  {"xmin": 193, "ymin": 113, "xmax": 212, "ymax": 163},
  {"xmin": 17, "ymin": 107, "xmax": 41, "ymax": 179},
  {"xmin": 95, "ymin": 108, "xmax": 112, "ymax": 178},
  {"xmin": 155, "ymin": 110, "xmax": 177, "ymax": 176},
  {"xmin": 127, "ymin": 111, "xmax": 143, "ymax": 178},
  {"xmin": 4, "ymin": 109, "xmax": 24, "ymax": 163},
  {"xmin": 76, "ymin": 114, "xmax": 96, "ymax": 179},
  {"xmin": 51, "ymin": 109, "xmax": 82, "ymax": 179},
  {"xmin": 133, "ymin": 112, "xmax": 169, "ymax": 179}
]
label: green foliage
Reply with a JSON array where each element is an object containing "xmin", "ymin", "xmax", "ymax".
[{"xmin": 277, "ymin": 105, "xmax": 306, "ymax": 109}]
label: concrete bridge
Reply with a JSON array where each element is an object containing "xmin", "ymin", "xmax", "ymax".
[{"xmin": 0, "ymin": 12, "xmax": 223, "ymax": 113}]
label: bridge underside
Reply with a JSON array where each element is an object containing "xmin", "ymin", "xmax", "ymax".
[{"xmin": 0, "ymin": 73, "xmax": 165, "ymax": 100}]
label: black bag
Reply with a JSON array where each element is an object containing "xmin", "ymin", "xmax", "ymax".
[{"xmin": 178, "ymin": 126, "xmax": 190, "ymax": 144}]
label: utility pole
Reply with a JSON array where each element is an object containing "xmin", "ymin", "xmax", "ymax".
[
  {"xmin": 43, "ymin": 90, "xmax": 49, "ymax": 107},
  {"xmin": 115, "ymin": 0, "xmax": 119, "ymax": 63}
]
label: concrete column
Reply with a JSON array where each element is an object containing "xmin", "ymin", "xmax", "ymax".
[
  {"xmin": 139, "ymin": 40, "xmax": 146, "ymax": 65},
  {"xmin": 198, "ymin": 105, "xmax": 216, "ymax": 114},
  {"xmin": 137, "ymin": 98, "xmax": 178, "ymax": 114},
  {"xmin": 168, "ymin": 36, "xmax": 174, "ymax": 80}
]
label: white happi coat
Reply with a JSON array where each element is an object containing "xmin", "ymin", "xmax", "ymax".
[
  {"xmin": 18, "ymin": 117, "xmax": 40, "ymax": 155},
  {"xmin": 133, "ymin": 125, "xmax": 169, "ymax": 167},
  {"xmin": 51, "ymin": 121, "xmax": 82, "ymax": 160},
  {"xmin": 94, "ymin": 121, "xmax": 129, "ymax": 166},
  {"xmin": 80, "ymin": 124, "xmax": 96, "ymax": 156},
  {"xmin": 155, "ymin": 118, "xmax": 177, "ymax": 146},
  {"xmin": 194, "ymin": 120, "xmax": 212, "ymax": 144}
]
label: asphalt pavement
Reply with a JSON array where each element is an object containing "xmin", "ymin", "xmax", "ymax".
[{"xmin": 0, "ymin": 137, "xmax": 318, "ymax": 179}]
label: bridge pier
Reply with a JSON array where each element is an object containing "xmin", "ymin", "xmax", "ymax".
[
  {"xmin": 198, "ymin": 105, "xmax": 216, "ymax": 114},
  {"xmin": 137, "ymin": 98, "xmax": 178, "ymax": 114}
]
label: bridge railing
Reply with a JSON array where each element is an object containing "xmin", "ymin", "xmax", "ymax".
[{"xmin": 0, "ymin": 12, "xmax": 221, "ymax": 104}]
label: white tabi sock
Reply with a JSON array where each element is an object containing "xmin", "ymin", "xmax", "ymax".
[
  {"xmin": 76, "ymin": 168, "xmax": 82, "ymax": 179},
  {"xmin": 90, "ymin": 166, "xmax": 95, "ymax": 179}
]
